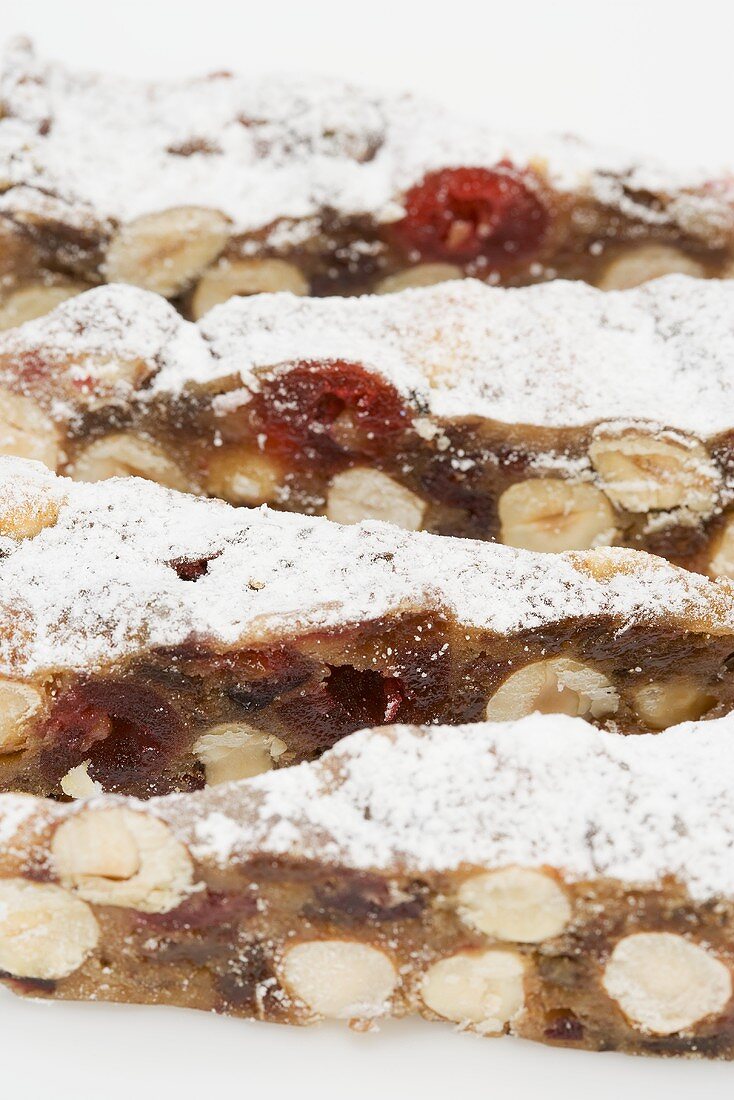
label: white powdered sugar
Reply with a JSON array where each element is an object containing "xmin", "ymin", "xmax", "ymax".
[
  {"xmin": 172, "ymin": 713, "xmax": 734, "ymax": 899},
  {"xmin": 0, "ymin": 456, "xmax": 730, "ymax": 677},
  {"xmin": 0, "ymin": 793, "xmax": 37, "ymax": 846},
  {"xmin": 195, "ymin": 275, "xmax": 734, "ymax": 435},
  {"xmin": 6, "ymin": 282, "xmax": 199, "ymax": 369},
  {"xmin": 0, "ymin": 284, "xmax": 209, "ymax": 419},
  {"xmin": 0, "ymin": 284, "xmax": 210, "ymax": 406},
  {"xmin": 0, "ymin": 39, "xmax": 728, "ymax": 238},
  {"xmin": 7, "ymin": 276, "xmax": 734, "ymax": 437}
]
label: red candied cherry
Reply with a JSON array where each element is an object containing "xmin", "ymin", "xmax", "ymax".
[
  {"xmin": 274, "ymin": 666, "xmax": 407, "ymax": 757},
  {"xmin": 325, "ymin": 665, "xmax": 404, "ymax": 724},
  {"xmin": 253, "ymin": 360, "xmax": 410, "ymax": 462},
  {"xmin": 388, "ymin": 165, "xmax": 549, "ymax": 265},
  {"xmin": 39, "ymin": 680, "xmax": 184, "ymax": 796}
]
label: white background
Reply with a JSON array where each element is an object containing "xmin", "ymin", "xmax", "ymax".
[
  {"xmin": 5, "ymin": 0, "xmax": 734, "ymax": 166},
  {"xmin": 2, "ymin": 0, "xmax": 734, "ymax": 1095}
]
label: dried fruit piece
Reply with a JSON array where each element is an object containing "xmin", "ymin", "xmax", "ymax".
[
  {"xmin": 589, "ymin": 431, "xmax": 719, "ymax": 514},
  {"xmin": 326, "ymin": 467, "xmax": 426, "ymax": 529},
  {"xmin": 280, "ymin": 940, "xmax": 398, "ymax": 1019},
  {"xmin": 69, "ymin": 433, "xmax": 190, "ymax": 491},
  {"xmin": 375, "ymin": 263, "xmax": 462, "ymax": 294},
  {"xmin": 0, "ymin": 388, "xmax": 61, "ymax": 469},
  {"xmin": 633, "ymin": 679, "xmax": 716, "ymax": 730},
  {"xmin": 0, "ymin": 878, "xmax": 99, "ymax": 980},
  {"xmin": 597, "ymin": 245, "xmax": 705, "ymax": 291},
  {"xmin": 421, "ymin": 949, "xmax": 525, "ymax": 1032},
  {"xmin": 389, "ymin": 166, "xmax": 549, "ymax": 265},
  {"xmin": 104, "ymin": 207, "xmax": 230, "ymax": 297},
  {"xmin": 192, "ymin": 723, "xmax": 287, "ymax": 785},
  {"xmin": 254, "ymin": 361, "xmax": 408, "ymax": 462},
  {"xmin": 191, "ymin": 258, "xmax": 308, "ymax": 318},
  {"xmin": 321, "ymin": 665, "xmax": 404, "ymax": 730},
  {"xmin": 0, "ymin": 680, "xmax": 45, "ymax": 754},
  {"xmin": 498, "ymin": 479, "xmax": 618, "ymax": 552},
  {"xmin": 205, "ymin": 447, "xmax": 283, "ymax": 505},
  {"xmin": 485, "ymin": 658, "xmax": 619, "ymax": 722},
  {"xmin": 0, "ymin": 280, "xmax": 92, "ymax": 330},
  {"xmin": 52, "ymin": 807, "xmax": 194, "ymax": 913},
  {"xmin": 603, "ymin": 933, "xmax": 732, "ymax": 1035},
  {"xmin": 456, "ymin": 868, "xmax": 572, "ymax": 942},
  {"xmin": 39, "ymin": 678, "xmax": 186, "ymax": 798}
]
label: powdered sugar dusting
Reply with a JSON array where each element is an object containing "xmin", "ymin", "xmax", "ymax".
[
  {"xmin": 179, "ymin": 714, "xmax": 734, "ymax": 899},
  {"xmin": 4, "ymin": 283, "xmax": 193, "ymax": 366},
  {"xmin": 0, "ymin": 40, "xmax": 728, "ymax": 240},
  {"xmin": 0, "ymin": 456, "xmax": 60, "ymax": 510},
  {"xmin": 0, "ymin": 457, "xmax": 729, "ymax": 677},
  {"xmin": 0, "ymin": 793, "xmax": 37, "ymax": 846},
  {"xmin": 5, "ymin": 277, "xmax": 734, "ymax": 436},
  {"xmin": 194, "ymin": 275, "xmax": 734, "ymax": 436},
  {"xmin": 0, "ymin": 284, "xmax": 209, "ymax": 413}
]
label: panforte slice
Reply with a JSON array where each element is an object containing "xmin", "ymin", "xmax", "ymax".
[
  {"xmin": 1, "ymin": 38, "xmax": 734, "ymax": 322},
  {"xmin": 3, "ymin": 277, "xmax": 734, "ymax": 574},
  {"xmin": 0, "ymin": 714, "xmax": 732, "ymax": 1058},
  {"xmin": 0, "ymin": 457, "xmax": 733, "ymax": 798}
]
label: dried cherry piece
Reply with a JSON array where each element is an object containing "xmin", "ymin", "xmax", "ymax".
[
  {"xmin": 14, "ymin": 350, "xmax": 50, "ymax": 388},
  {"xmin": 136, "ymin": 889, "xmax": 257, "ymax": 933},
  {"xmin": 544, "ymin": 1010, "xmax": 585, "ymax": 1042},
  {"xmin": 306, "ymin": 874, "xmax": 426, "ymax": 924},
  {"xmin": 40, "ymin": 680, "xmax": 182, "ymax": 796},
  {"xmin": 253, "ymin": 360, "xmax": 409, "ymax": 463},
  {"xmin": 389, "ymin": 165, "xmax": 549, "ymax": 265},
  {"xmin": 169, "ymin": 553, "xmax": 220, "ymax": 582},
  {"xmin": 274, "ymin": 666, "xmax": 406, "ymax": 757},
  {"xmin": 325, "ymin": 664, "xmax": 404, "ymax": 724}
]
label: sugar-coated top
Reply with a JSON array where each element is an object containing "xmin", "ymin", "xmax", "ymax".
[
  {"xmin": 0, "ymin": 283, "xmax": 209, "ymax": 416},
  {"xmin": 196, "ymin": 275, "xmax": 734, "ymax": 435},
  {"xmin": 5, "ymin": 276, "xmax": 734, "ymax": 436},
  {"xmin": 0, "ymin": 457, "xmax": 730, "ymax": 677},
  {"xmin": 0, "ymin": 38, "xmax": 729, "ymax": 239},
  {"xmin": 2, "ymin": 714, "xmax": 734, "ymax": 899},
  {"xmin": 171, "ymin": 714, "xmax": 734, "ymax": 899}
]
